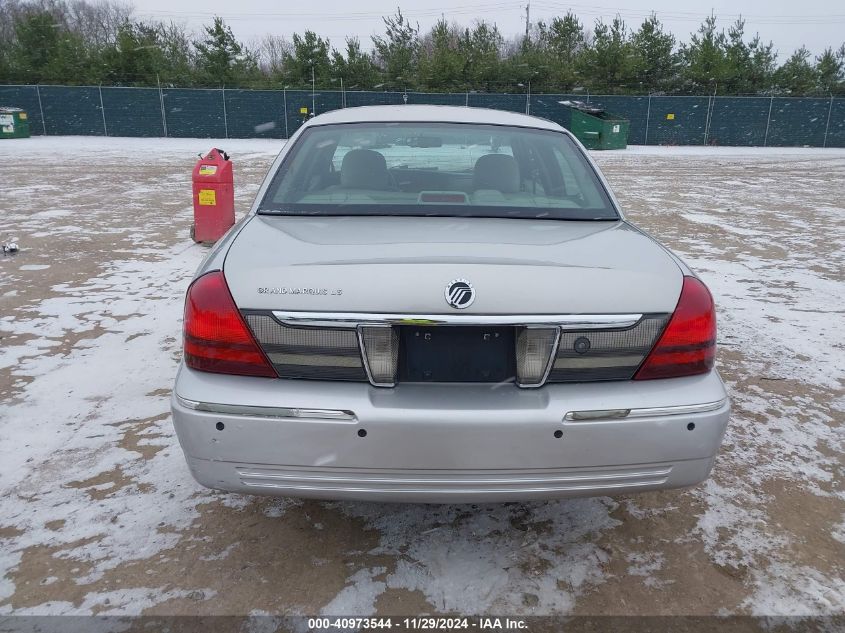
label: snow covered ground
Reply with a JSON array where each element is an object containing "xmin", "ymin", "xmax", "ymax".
[{"xmin": 0, "ymin": 137, "xmax": 842, "ymax": 619}]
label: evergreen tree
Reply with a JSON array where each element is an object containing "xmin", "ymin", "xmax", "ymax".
[
  {"xmin": 544, "ymin": 12, "xmax": 586, "ymax": 90},
  {"xmin": 579, "ymin": 16, "xmax": 635, "ymax": 93},
  {"xmin": 680, "ymin": 14, "xmax": 727, "ymax": 93},
  {"xmin": 0, "ymin": 1, "xmax": 842, "ymax": 97},
  {"xmin": 331, "ymin": 38, "xmax": 379, "ymax": 90},
  {"xmin": 815, "ymin": 46, "xmax": 844, "ymax": 94},
  {"xmin": 0, "ymin": 45, "xmax": 8, "ymax": 83},
  {"xmin": 775, "ymin": 46, "xmax": 817, "ymax": 94},
  {"xmin": 747, "ymin": 34, "xmax": 777, "ymax": 94},
  {"xmin": 715, "ymin": 19, "xmax": 776, "ymax": 94},
  {"xmin": 457, "ymin": 22, "xmax": 503, "ymax": 91},
  {"xmin": 372, "ymin": 9, "xmax": 419, "ymax": 90},
  {"xmin": 155, "ymin": 22, "xmax": 194, "ymax": 86},
  {"xmin": 101, "ymin": 21, "xmax": 168, "ymax": 85},
  {"xmin": 10, "ymin": 11, "xmax": 59, "ymax": 82},
  {"xmin": 418, "ymin": 19, "xmax": 463, "ymax": 90},
  {"xmin": 630, "ymin": 14, "xmax": 676, "ymax": 93},
  {"xmin": 503, "ymin": 21, "xmax": 553, "ymax": 93},
  {"xmin": 722, "ymin": 18, "xmax": 752, "ymax": 93},
  {"xmin": 193, "ymin": 16, "xmax": 257, "ymax": 86},
  {"xmin": 11, "ymin": 10, "xmax": 92, "ymax": 84},
  {"xmin": 282, "ymin": 30, "xmax": 332, "ymax": 88}
]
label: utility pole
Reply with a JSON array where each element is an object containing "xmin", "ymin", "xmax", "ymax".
[
  {"xmin": 524, "ymin": 3, "xmax": 530, "ymax": 40},
  {"xmin": 311, "ymin": 65, "xmax": 316, "ymax": 115}
]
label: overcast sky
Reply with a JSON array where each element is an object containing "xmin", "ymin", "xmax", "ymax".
[{"xmin": 130, "ymin": 0, "xmax": 845, "ymax": 59}]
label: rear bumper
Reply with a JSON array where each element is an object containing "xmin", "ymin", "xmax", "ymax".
[{"xmin": 171, "ymin": 365, "xmax": 730, "ymax": 503}]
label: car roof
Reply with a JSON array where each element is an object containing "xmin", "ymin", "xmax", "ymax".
[{"xmin": 304, "ymin": 105, "xmax": 566, "ymax": 132}]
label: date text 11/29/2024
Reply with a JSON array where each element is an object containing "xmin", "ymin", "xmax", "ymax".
[{"xmin": 308, "ymin": 617, "xmax": 528, "ymax": 630}]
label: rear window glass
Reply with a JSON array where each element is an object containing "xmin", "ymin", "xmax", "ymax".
[{"xmin": 259, "ymin": 122, "xmax": 618, "ymax": 220}]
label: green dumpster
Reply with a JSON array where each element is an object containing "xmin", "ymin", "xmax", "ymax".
[
  {"xmin": 0, "ymin": 107, "xmax": 31, "ymax": 139},
  {"xmin": 558, "ymin": 100, "xmax": 629, "ymax": 150}
]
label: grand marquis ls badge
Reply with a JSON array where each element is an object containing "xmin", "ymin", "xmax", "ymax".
[{"xmin": 445, "ymin": 279, "xmax": 475, "ymax": 309}]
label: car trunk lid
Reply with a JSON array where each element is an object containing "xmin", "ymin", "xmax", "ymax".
[{"xmin": 224, "ymin": 215, "xmax": 683, "ymax": 314}]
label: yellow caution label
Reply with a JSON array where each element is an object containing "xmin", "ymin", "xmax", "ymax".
[
  {"xmin": 198, "ymin": 189, "xmax": 216, "ymax": 206},
  {"xmin": 19, "ymin": 112, "xmax": 27, "ymax": 120},
  {"xmin": 666, "ymin": 113, "xmax": 675, "ymax": 120},
  {"xmin": 198, "ymin": 165, "xmax": 217, "ymax": 176},
  {"xmin": 300, "ymin": 107, "xmax": 308, "ymax": 114}
]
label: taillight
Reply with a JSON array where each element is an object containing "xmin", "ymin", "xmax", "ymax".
[
  {"xmin": 634, "ymin": 276, "xmax": 716, "ymax": 380},
  {"xmin": 183, "ymin": 271, "xmax": 276, "ymax": 378}
]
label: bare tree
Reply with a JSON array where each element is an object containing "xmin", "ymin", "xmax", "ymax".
[
  {"xmin": 254, "ymin": 34, "xmax": 291, "ymax": 76},
  {"xmin": 65, "ymin": 0, "xmax": 133, "ymax": 46},
  {"xmin": 0, "ymin": 0, "xmax": 132, "ymax": 46}
]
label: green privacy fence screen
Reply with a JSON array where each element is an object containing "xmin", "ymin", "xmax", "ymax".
[{"xmin": 1, "ymin": 84, "xmax": 843, "ymax": 147}]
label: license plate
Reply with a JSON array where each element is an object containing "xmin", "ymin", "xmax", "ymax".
[{"xmin": 398, "ymin": 326, "xmax": 515, "ymax": 383}]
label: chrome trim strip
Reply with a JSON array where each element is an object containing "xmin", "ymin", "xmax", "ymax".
[
  {"xmin": 626, "ymin": 399, "xmax": 728, "ymax": 418},
  {"xmin": 564, "ymin": 398, "xmax": 728, "ymax": 422},
  {"xmin": 175, "ymin": 396, "xmax": 357, "ymax": 421},
  {"xmin": 273, "ymin": 311, "xmax": 642, "ymax": 329},
  {"xmin": 237, "ymin": 467, "xmax": 672, "ymax": 485},
  {"xmin": 239, "ymin": 479, "xmax": 670, "ymax": 494},
  {"xmin": 565, "ymin": 408, "xmax": 631, "ymax": 421}
]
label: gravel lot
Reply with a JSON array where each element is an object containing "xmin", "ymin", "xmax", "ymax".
[{"xmin": 0, "ymin": 137, "xmax": 843, "ymax": 620}]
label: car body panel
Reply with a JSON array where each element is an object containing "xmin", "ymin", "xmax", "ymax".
[
  {"xmin": 297, "ymin": 104, "xmax": 566, "ymax": 130},
  {"xmin": 172, "ymin": 365, "xmax": 729, "ymax": 502},
  {"xmin": 224, "ymin": 216, "xmax": 682, "ymax": 314},
  {"xmin": 181, "ymin": 457, "xmax": 718, "ymax": 503}
]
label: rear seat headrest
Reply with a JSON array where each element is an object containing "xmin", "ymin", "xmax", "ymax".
[
  {"xmin": 340, "ymin": 149, "xmax": 389, "ymax": 190},
  {"xmin": 473, "ymin": 154, "xmax": 520, "ymax": 194}
]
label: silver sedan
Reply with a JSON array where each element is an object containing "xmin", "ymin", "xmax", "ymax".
[{"xmin": 171, "ymin": 105, "xmax": 730, "ymax": 502}]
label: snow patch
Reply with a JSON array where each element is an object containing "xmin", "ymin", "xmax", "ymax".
[
  {"xmin": 0, "ymin": 242, "xmax": 210, "ymax": 608},
  {"xmin": 329, "ymin": 498, "xmax": 618, "ymax": 614},
  {"xmin": 321, "ymin": 567, "xmax": 387, "ymax": 616}
]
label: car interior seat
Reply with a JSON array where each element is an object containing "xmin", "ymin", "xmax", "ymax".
[
  {"xmin": 340, "ymin": 149, "xmax": 391, "ymax": 190},
  {"xmin": 472, "ymin": 154, "xmax": 520, "ymax": 193}
]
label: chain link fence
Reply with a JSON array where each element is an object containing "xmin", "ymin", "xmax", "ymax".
[{"xmin": 1, "ymin": 84, "xmax": 843, "ymax": 147}]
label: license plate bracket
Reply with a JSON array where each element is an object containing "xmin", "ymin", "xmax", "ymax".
[{"xmin": 398, "ymin": 326, "xmax": 515, "ymax": 383}]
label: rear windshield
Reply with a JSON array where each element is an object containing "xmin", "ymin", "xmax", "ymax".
[{"xmin": 258, "ymin": 122, "xmax": 618, "ymax": 220}]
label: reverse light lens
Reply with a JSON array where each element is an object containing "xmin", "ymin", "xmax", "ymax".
[
  {"xmin": 359, "ymin": 326, "xmax": 399, "ymax": 386},
  {"xmin": 516, "ymin": 327, "xmax": 559, "ymax": 385},
  {"xmin": 183, "ymin": 271, "xmax": 277, "ymax": 377},
  {"xmin": 634, "ymin": 276, "xmax": 716, "ymax": 380}
]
